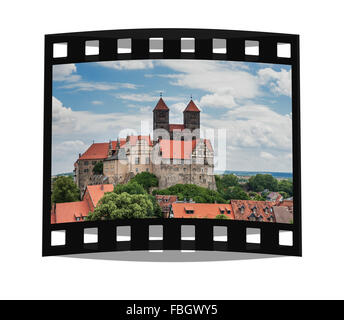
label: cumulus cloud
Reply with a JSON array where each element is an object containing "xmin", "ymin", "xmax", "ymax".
[
  {"xmin": 258, "ymin": 67, "xmax": 291, "ymax": 97},
  {"xmin": 97, "ymin": 60, "xmax": 154, "ymax": 70},
  {"xmin": 155, "ymin": 60, "xmax": 261, "ymax": 109},
  {"xmin": 58, "ymin": 81, "xmax": 137, "ymax": 91},
  {"xmin": 91, "ymin": 100, "xmax": 103, "ymax": 105},
  {"xmin": 260, "ymin": 151, "xmax": 276, "ymax": 160},
  {"xmin": 52, "ymin": 96, "xmax": 152, "ymax": 137},
  {"xmin": 116, "ymin": 93, "xmax": 181, "ymax": 102},
  {"xmin": 53, "ymin": 64, "xmax": 81, "ymax": 82}
]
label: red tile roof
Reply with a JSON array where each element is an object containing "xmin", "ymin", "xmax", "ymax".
[
  {"xmin": 128, "ymin": 135, "xmax": 153, "ymax": 146},
  {"xmin": 159, "ymin": 139, "xmax": 197, "ymax": 160},
  {"xmin": 53, "ymin": 200, "xmax": 91, "ymax": 223},
  {"xmin": 231, "ymin": 200, "xmax": 275, "ymax": 222},
  {"xmin": 159, "ymin": 139, "xmax": 212, "ymax": 160},
  {"xmin": 52, "ymin": 184, "xmax": 114, "ymax": 224},
  {"xmin": 184, "ymin": 100, "xmax": 200, "ymax": 112},
  {"xmin": 169, "ymin": 124, "xmax": 185, "ymax": 131},
  {"xmin": 273, "ymin": 206, "xmax": 293, "ymax": 224},
  {"xmin": 171, "ymin": 203, "xmax": 233, "ymax": 219},
  {"xmin": 86, "ymin": 184, "xmax": 114, "ymax": 207},
  {"xmin": 79, "ymin": 143, "xmax": 109, "ymax": 160},
  {"xmin": 153, "ymin": 98, "xmax": 169, "ymax": 111}
]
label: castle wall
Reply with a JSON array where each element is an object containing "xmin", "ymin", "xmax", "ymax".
[{"xmin": 153, "ymin": 163, "xmax": 216, "ymax": 190}]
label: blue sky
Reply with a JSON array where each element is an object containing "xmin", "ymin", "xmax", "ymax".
[{"xmin": 52, "ymin": 60, "xmax": 292, "ymax": 175}]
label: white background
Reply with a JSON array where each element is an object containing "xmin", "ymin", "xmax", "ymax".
[{"xmin": 0, "ymin": 0, "xmax": 343, "ymax": 300}]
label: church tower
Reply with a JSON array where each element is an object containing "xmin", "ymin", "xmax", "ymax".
[
  {"xmin": 153, "ymin": 97, "xmax": 169, "ymax": 141},
  {"xmin": 183, "ymin": 99, "xmax": 200, "ymax": 139}
]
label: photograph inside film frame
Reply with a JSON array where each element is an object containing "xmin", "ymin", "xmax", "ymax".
[{"xmin": 51, "ymin": 59, "xmax": 293, "ymax": 225}]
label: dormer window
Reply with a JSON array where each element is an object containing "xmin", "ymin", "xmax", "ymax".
[
  {"xmin": 226, "ymin": 209, "xmax": 231, "ymax": 215},
  {"xmin": 264, "ymin": 207, "xmax": 269, "ymax": 214},
  {"xmin": 185, "ymin": 206, "xmax": 194, "ymax": 214},
  {"xmin": 240, "ymin": 205, "xmax": 245, "ymax": 214},
  {"xmin": 251, "ymin": 206, "xmax": 257, "ymax": 214},
  {"xmin": 248, "ymin": 213, "xmax": 256, "ymax": 221}
]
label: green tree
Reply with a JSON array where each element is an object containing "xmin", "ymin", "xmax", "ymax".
[
  {"xmin": 130, "ymin": 172, "xmax": 158, "ymax": 192},
  {"xmin": 113, "ymin": 181, "xmax": 146, "ymax": 195},
  {"xmin": 247, "ymin": 174, "xmax": 278, "ymax": 192},
  {"xmin": 52, "ymin": 176, "xmax": 80, "ymax": 203},
  {"xmin": 87, "ymin": 192, "xmax": 154, "ymax": 220},
  {"xmin": 224, "ymin": 186, "xmax": 249, "ymax": 200},
  {"xmin": 156, "ymin": 184, "xmax": 227, "ymax": 204},
  {"xmin": 277, "ymin": 179, "xmax": 293, "ymax": 198},
  {"xmin": 112, "ymin": 181, "xmax": 161, "ymax": 218},
  {"xmin": 92, "ymin": 161, "xmax": 103, "ymax": 175}
]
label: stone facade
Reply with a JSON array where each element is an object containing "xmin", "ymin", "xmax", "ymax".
[{"xmin": 74, "ymin": 98, "xmax": 216, "ymax": 192}]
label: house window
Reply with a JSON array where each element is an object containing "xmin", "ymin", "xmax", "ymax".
[
  {"xmin": 240, "ymin": 206, "xmax": 245, "ymax": 214},
  {"xmin": 146, "ymin": 168, "xmax": 149, "ymax": 172},
  {"xmin": 135, "ymin": 157, "xmax": 139, "ymax": 164},
  {"xmin": 136, "ymin": 168, "xmax": 138, "ymax": 173},
  {"xmin": 92, "ymin": 161, "xmax": 96, "ymax": 165},
  {"xmin": 84, "ymin": 169, "xmax": 88, "ymax": 173},
  {"xmin": 186, "ymin": 210, "xmax": 194, "ymax": 214},
  {"xmin": 76, "ymin": 217, "xmax": 80, "ymax": 221},
  {"xmin": 84, "ymin": 161, "xmax": 88, "ymax": 165},
  {"xmin": 145, "ymin": 157, "xmax": 150, "ymax": 164}
]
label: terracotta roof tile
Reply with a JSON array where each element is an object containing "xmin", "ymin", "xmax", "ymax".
[
  {"xmin": 86, "ymin": 184, "xmax": 114, "ymax": 207},
  {"xmin": 169, "ymin": 124, "xmax": 185, "ymax": 131},
  {"xmin": 52, "ymin": 184, "xmax": 114, "ymax": 224},
  {"xmin": 53, "ymin": 200, "xmax": 91, "ymax": 223},
  {"xmin": 128, "ymin": 135, "xmax": 152, "ymax": 146},
  {"xmin": 153, "ymin": 98, "xmax": 169, "ymax": 111},
  {"xmin": 184, "ymin": 100, "xmax": 200, "ymax": 112},
  {"xmin": 159, "ymin": 139, "xmax": 212, "ymax": 160},
  {"xmin": 231, "ymin": 200, "xmax": 275, "ymax": 222},
  {"xmin": 79, "ymin": 143, "xmax": 109, "ymax": 160},
  {"xmin": 172, "ymin": 203, "xmax": 233, "ymax": 219}
]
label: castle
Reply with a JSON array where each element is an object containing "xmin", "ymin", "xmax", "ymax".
[{"xmin": 74, "ymin": 97, "xmax": 216, "ymax": 192}]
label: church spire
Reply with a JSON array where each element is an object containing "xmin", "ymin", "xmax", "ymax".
[
  {"xmin": 153, "ymin": 97, "xmax": 169, "ymax": 111},
  {"xmin": 184, "ymin": 99, "xmax": 200, "ymax": 112}
]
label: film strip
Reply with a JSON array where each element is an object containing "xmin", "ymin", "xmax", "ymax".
[{"xmin": 43, "ymin": 28, "xmax": 301, "ymax": 257}]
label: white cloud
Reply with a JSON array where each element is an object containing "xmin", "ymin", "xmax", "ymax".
[
  {"xmin": 260, "ymin": 151, "xmax": 276, "ymax": 160},
  {"xmin": 91, "ymin": 100, "xmax": 103, "ymax": 105},
  {"xmin": 258, "ymin": 67, "xmax": 291, "ymax": 97},
  {"xmin": 116, "ymin": 93, "xmax": 180, "ymax": 102},
  {"xmin": 200, "ymin": 104, "xmax": 293, "ymax": 172},
  {"xmin": 156, "ymin": 60, "xmax": 261, "ymax": 109},
  {"xmin": 52, "ymin": 96, "xmax": 152, "ymax": 137},
  {"xmin": 53, "ymin": 64, "xmax": 81, "ymax": 82},
  {"xmin": 97, "ymin": 60, "xmax": 154, "ymax": 70},
  {"xmin": 58, "ymin": 81, "xmax": 137, "ymax": 91}
]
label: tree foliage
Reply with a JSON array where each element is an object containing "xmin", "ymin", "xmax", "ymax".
[
  {"xmin": 130, "ymin": 172, "xmax": 159, "ymax": 192},
  {"xmin": 277, "ymin": 179, "xmax": 293, "ymax": 198},
  {"xmin": 113, "ymin": 181, "xmax": 146, "ymax": 195},
  {"xmin": 92, "ymin": 161, "xmax": 103, "ymax": 175},
  {"xmin": 87, "ymin": 192, "xmax": 154, "ymax": 220},
  {"xmin": 156, "ymin": 184, "xmax": 227, "ymax": 203},
  {"xmin": 215, "ymin": 174, "xmax": 239, "ymax": 190},
  {"xmin": 52, "ymin": 176, "xmax": 80, "ymax": 203},
  {"xmin": 247, "ymin": 174, "xmax": 278, "ymax": 192},
  {"xmin": 108, "ymin": 181, "xmax": 162, "ymax": 218},
  {"xmin": 223, "ymin": 186, "xmax": 249, "ymax": 200}
]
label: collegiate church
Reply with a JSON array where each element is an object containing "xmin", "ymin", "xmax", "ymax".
[{"xmin": 74, "ymin": 97, "xmax": 216, "ymax": 192}]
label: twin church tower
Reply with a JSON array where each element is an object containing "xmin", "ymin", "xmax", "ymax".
[{"xmin": 153, "ymin": 97, "xmax": 201, "ymax": 142}]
